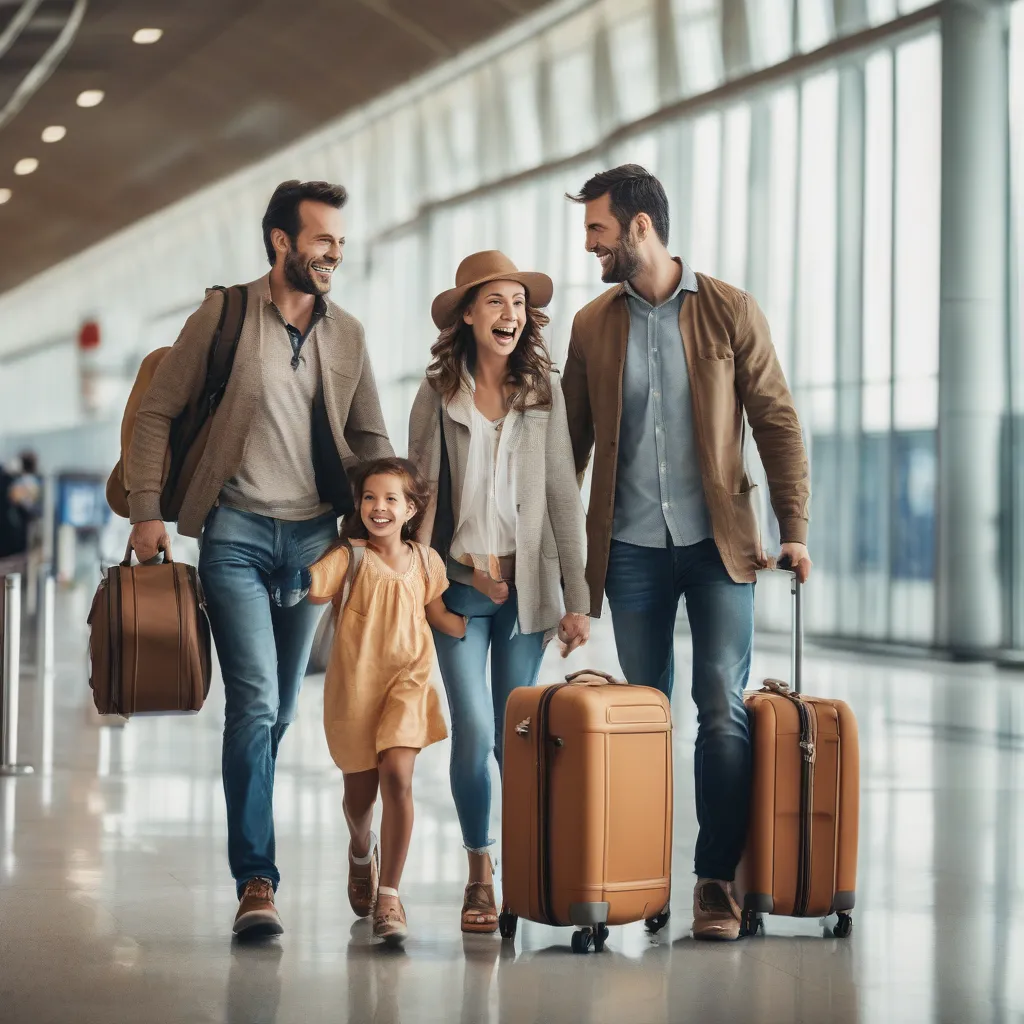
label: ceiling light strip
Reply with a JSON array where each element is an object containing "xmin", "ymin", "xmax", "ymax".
[
  {"xmin": 0, "ymin": 0, "xmax": 45, "ymax": 62},
  {"xmin": 0, "ymin": 0, "xmax": 89, "ymax": 135}
]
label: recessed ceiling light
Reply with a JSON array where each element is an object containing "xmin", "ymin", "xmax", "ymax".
[
  {"xmin": 132, "ymin": 28, "xmax": 163, "ymax": 44},
  {"xmin": 14, "ymin": 158, "xmax": 38, "ymax": 176},
  {"xmin": 41, "ymin": 125, "xmax": 66, "ymax": 144},
  {"xmin": 0, "ymin": 189, "xmax": 11, "ymax": 205},
  {"xmin": 76, "ymin": 90, "xmax": 105, "ymax": 108}
]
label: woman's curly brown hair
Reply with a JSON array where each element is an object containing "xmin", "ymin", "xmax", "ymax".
[
  {"xmin": 426, "ymin": 285, "xmax": 553, "ymax": 411},
  {"xmin": 340, "ymin": 457, "xmax": 431, "ymax": 543}
]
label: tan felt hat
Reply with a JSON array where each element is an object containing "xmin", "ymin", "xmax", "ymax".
[{"xmin": 431, "ymin": 250, "xmax": 553, "ymax": 330}]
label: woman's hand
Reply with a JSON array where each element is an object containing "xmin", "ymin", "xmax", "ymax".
[
  {"xmin": 557, "ymin": 613, "xmax": 590, "ymax": 657},
  {"xmin": 472, "ymin": 568, "xmax": 509, "ymax": 605}
]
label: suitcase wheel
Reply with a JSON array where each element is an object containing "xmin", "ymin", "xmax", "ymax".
[
  {"xmin": 832, "ymin": 913, "xmax": 853, "ymax": 939},
  {"xmin": 498, "ymin": 910, "xmax": 518, "ymax": 941},
  {"xmin": 644, "ymin": 905, "xmax": 671, "ymax": 935},
  {"xmin": 571, "ymin": 925, "xmax": 608, "ymax": 954},
  {"xmin": 740, "ymin": 909, "xmax": 764, "ymax": 937}
]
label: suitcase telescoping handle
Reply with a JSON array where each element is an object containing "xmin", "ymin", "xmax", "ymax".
[{"xmin": 774, "ymin": 556, "xmax": 804, "ymax": 695}]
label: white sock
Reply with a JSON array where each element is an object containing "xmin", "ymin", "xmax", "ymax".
[
  {"xmin": 350, "ymin": 830, "xmax": 377, "ymax": 865},
  {"xmin": 378, "ymin": 886, "xmax": 399, "ymax": 899}
]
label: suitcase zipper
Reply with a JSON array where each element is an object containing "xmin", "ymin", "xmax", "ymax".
[
  {"xmin": 794, "ymin": 699, "xmax": 817, "ymax": 916},
  {"xmin": 535, "ymin": 683, "xmax": 567, "ymax": 927}
]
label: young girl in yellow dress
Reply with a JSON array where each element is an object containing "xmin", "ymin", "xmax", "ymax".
[{"xmin": 277, "ymin": 457, "xmax": 465, "ymax": 945}]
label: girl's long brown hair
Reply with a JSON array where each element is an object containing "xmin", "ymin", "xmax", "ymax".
[
  {"xmin": 339, "ymin": 458, "xmax": 430, "ymax": 544},
  {"xmin": 426, "ymin": 285, "xmax": 553, "ymax": 411}
]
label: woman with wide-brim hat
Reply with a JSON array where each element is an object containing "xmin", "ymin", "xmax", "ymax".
[{"xmin": 408, "ymin": 250, "xmax": 591, "ymax": 933}]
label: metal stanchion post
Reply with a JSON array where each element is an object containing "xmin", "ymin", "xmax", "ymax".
[
  {"xmin": 36, "ymin": 566, "xmax": 54, "ymax": 680},
  {"xmin": 1, "ymin": 573, "xmax": 34, "ymax": 776}
]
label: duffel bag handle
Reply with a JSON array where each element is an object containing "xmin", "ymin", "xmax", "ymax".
[
  {"xmin": 564, "ymin": 669, "xmax": 627, "ymax": 686},
  {"xmin": 121, "ymin": 541, "xmax": 172, "ymax": 567}
]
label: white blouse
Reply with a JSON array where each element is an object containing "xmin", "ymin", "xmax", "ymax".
[{"xmin": 451, "ymin": 401, "xmax": 521, "ymax": 580}]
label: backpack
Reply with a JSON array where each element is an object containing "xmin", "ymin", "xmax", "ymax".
[{"xmin": 106, "ymin": 285, "xmax": 247, "ymax": 520}]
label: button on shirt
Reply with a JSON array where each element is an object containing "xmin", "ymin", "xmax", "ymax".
[{"xmin": 612, "ymin": 261, "xmax": 713, "ymax": 549}]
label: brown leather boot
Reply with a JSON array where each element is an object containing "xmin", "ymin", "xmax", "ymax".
[
  {"xmin": 233, "ymin": 877, "xmax": 283, "ymax": 938},
  {"xmin": 691, "ymin": 879, "xmax": 742, "ymax": 941}
]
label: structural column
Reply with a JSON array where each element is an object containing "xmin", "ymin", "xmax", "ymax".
[{"xmin": 936, "ymin": 0, "xmax": 1009, "ymax": 654}]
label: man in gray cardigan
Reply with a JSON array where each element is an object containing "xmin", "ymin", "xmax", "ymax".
[{"xmin": 128, "ymin": 180, "xmax": 393, "ymax": 938}]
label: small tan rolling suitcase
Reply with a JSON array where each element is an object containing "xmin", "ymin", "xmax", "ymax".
[
  {"xmin": 498, "ymin": 670, "xmax": 673, "ymax": 954},
  {"xmin": 87, "ymin": 543, "xmax": 212, "ymax": 716},
  {"xmin": 739, "ymin": 569, "xmax": 859, "ymax": 938}
]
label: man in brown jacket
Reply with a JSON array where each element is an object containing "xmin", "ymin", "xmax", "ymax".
[
  {"xmin": 128, "ymin": 180, "xmax": 393, "ymax": 937},
  {"xmin": 562, "ymin": 165, "xmax": 811, "ymax": 942}
]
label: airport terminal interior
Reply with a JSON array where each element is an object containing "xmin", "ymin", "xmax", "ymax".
[{"xmin": 1, "ymin": 1, "xmax": 1024, "ymax": 1021}]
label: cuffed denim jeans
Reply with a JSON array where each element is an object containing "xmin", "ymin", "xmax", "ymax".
[
  {"xmin": 605, "ymin": 538, "xmax": 754, "ymax": 882},
  {"xmin": 432, "ymin": 581, "xmax": 546, "ymax": 852},
  {"xmin": 199, "ymin": 505, "xmax": 337, "ymax": 896}
]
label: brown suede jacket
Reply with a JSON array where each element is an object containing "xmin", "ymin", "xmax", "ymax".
[{"xmin": 562, "ymin": 272, "xmax": 810, "ymax": 617}]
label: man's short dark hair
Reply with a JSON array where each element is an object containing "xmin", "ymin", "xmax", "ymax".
[
  {"xmin": 567, "ymin": 164, "xmax": 670, "ymax": 245},
  {"xmin": 262, "ymin": 180, "xmax": 348, "ymax": 265}
]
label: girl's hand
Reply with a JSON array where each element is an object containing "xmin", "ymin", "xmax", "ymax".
[
  {"xmin": 269, "ymin": 566, "xmax": 311, "ymax": 608},
  {"xmin": 426, "ymin": 597, "xmax": 468, "ymax": 639},
  {"xmin": 472, "ymin": 568, "xmax": 509, "ymax": 605},
  {"xmin": 557, "ymin": 613, "xmax": 590, "ymax": 657}
]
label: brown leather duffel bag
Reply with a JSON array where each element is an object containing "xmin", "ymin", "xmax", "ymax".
[{"xmin": 87, "ymin": 543, "xmax": 212, "ymax": 716}]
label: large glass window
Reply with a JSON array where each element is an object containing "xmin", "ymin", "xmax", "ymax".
[
  {"xmin": 1008, "ymin": 0, "xmax": 1024, "ymax": 645},
  {"xmin": 720, "ymin": 105, "xmax": 752, "ymax": 288},
  {"xmin": 689, "ymin": 112, "xmax": 722, "ymax": 274},
  {"xmin": 671, "ymin": 0, "xmax": 724, "ymax": 96},
  {"xmin": 858, "ymin": 50, "xmax": 895, "ymax": 639},
  {"xmin": 604, "ymin": 0, "xmax": 658, "ymax": 124},
  {"xmin": 890, "ymin": 33, "xmax": 941, "ymax": 642},
  {"xmin": 764, "ymin": 88, "xmax": 799, "ymax": 381}
]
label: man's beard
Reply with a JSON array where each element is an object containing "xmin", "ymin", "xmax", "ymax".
[
  {"xmin": 283, "ymin": 245, "xmax": 328, "ymax": 295},
  {"xmin": 599, "ymin": 234, "xmax": 643, "ymax": 284}
]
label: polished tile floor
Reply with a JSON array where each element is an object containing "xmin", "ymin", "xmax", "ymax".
[{"xmin": 2, "ymin": 575, "xmax": 1023, "ymax": 1024}]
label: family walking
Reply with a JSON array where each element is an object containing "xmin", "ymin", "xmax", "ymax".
[{"xmin": 125, "ymin": 167, "xmax": 811, "ymax": 946}]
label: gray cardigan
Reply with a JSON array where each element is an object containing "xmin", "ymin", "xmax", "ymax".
[{"xmin": 407, "ymin": 371, "xmax": 589, "ymax": 635}]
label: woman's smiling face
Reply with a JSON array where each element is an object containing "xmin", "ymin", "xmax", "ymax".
[{"xmin": 462, "ymin": 280, "xmax": 527, "ymax": 360}]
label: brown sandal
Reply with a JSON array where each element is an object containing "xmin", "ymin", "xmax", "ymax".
[
  {"xmin": 461, "ymin": 881, "xmax": 499, "ymax": 933},
  {"xmin": 348, "ymin": 830, "xmax": 379, "ymax": 918},
  {"xmin": 374, "ymin": 887, "xmax": 408, "ymax": 946}
]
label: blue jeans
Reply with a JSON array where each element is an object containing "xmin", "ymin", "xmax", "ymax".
[
  {"xmin": 605, "ymin": 538, "xmax": 754, "ymax": 882},
  {"xmin": 432, "ymin": 581, "xmax": 546, "ymax": 852},
  {"xmin": 199, "ymin": 505, "xmax": 337, "ymax": 896}
]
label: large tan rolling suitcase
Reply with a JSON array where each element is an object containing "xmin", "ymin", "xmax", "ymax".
[
  {"xmin": 87, "ymin": 543, "xmax": 212, "ymax": 716},
  {"xmin": 498, "ymin": 670, "xmax": 673, "ymax": 954},
  {"xmin": 739, "ymin": 570, "xmax": 859, "ymax": 938}
]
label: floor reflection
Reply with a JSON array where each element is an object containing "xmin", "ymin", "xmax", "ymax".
[{"xmin": 0, "ymin": 589, "xmax": 1022, "ymax": 1022}]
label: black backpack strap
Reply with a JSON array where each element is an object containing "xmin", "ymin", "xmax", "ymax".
[
  {"xmin": 203, "ymin": 285, "xmax": 247, "ymax": 415},
  {"xmin": 430, "ymin": 394, "xmax": 454, "ymax": 561}
]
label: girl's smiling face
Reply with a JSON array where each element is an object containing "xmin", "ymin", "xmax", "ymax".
[{"xmin": 360, "ymin": 472, "xmax": 416, "ymax": 541}]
